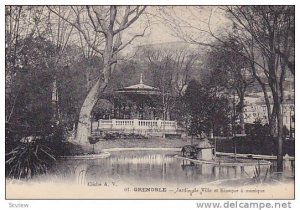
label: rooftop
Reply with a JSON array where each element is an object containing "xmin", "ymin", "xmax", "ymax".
[{"xmin": 116, "ymin": 74, "xmax": 160, "ymax": 95}]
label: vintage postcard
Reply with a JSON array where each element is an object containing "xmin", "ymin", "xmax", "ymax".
[{"xmin": 5, "ymin": 5, "xmax": 295, "ymax": 200}]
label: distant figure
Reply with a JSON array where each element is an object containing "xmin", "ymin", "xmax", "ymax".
[{"xmin": 200, "ymin": 131, "xmax": 208, "ymax": 139}]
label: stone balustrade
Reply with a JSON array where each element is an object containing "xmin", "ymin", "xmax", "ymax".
[{"xmin": 91, "ymin": 119, "xmax": 177, "ymax": 132}]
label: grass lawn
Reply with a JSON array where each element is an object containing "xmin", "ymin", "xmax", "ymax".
[{"xmin": 79, "ymin": 137, "xmax": 192, "ymax": 153}]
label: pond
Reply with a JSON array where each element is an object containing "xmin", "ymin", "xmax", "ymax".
[{"xmin": 43, "ymin": 150, "xmax": 271, "ymax": 187}]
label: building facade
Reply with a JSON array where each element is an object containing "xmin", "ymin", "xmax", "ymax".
[{"xmin": 242, "ymin": 92, "xmax": 294, "ymax": 135}]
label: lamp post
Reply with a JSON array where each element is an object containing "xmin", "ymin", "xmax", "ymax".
[
  {"xmin": 290, "ymin": 108, "xmax": 294, "ymax": 139},
  {"xmin": 162, "ymin": 91, "xmax": 166, "ymax": 139},
  {"xmin": 232, "ymin": 90, "xmax": 237, "ymax": 161}
]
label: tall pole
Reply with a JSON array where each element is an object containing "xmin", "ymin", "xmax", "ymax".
[
  {"xmin": 290, "ymin": 110, "xmax": 293, "ymax": 139},
  {"xmin": 233, "ymin": 90, "xmax": 237, "ymax": 161},
  {"xmin": 162, "ymin": 90, "xmax": 166, "ymax": 138},
  {"xmin": 162, "ymin": 69, "xmax": 166, "ymax": 139},
  {"xmin": 290, "ymin": 109, "xmax": 293, "ymax": 139},
  {"xmin": 214, "ymin": 136, "xmax": 217, "ymax": 156}
]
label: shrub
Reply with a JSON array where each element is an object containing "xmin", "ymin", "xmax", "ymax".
[
  {"xmin": 6, "ymin": 138, "xmax": 56, "ymax": 179},
  {"xmin": 216, "ymin": 136, "xmax": 294, "ymax": 156}
]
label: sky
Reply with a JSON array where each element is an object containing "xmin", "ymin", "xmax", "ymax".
[
  {"xmin": 5, "ymin": 6, "xmax": 230, "ymax": 56},
  {"xmin": 130, "ymin": 6, "xmax": 229, "ymax": 45},
  {"xmin": 120, "ymin": 6, "xmax": 230, "ymax": 55}
]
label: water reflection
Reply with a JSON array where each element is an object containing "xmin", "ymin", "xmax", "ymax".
[{"xmin": 50, "ymin": 151, "xmax": 271, "ymax": 187}]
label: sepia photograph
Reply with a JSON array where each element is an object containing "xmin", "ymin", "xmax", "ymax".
[{"xmin": 4, "ymin": 5, "xmax": 295, "ymax": 200}]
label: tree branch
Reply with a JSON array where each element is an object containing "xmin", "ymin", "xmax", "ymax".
[
  {"xmin": 112, "ymin": 24, "xmax": 149, "ymax": 56},
  {"xmin": 47, "ymin": 6, "xmax": 104, "ymax": 55},
  {"xmin": 113, "ymin": 6, "xmax": 146, "ymax": 35}
]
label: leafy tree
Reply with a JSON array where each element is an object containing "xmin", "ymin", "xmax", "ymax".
[
  {"xmin": 183, "ymin": 79, "xmax": 231, "ymax": 137},
  {"xmin": 205, "ymin": 38, "xmax": 254, "ymax": 134},
  {"xmin": 56, "ymin": 45, "xmax": 103, "ymax": 130},
  {"xmin": 7, "ymin": 36, "xmax": 56, "ymax": 136},
  {"xmin": 5, "ymin": 35, "xmax": 61, "ymax": 179}
]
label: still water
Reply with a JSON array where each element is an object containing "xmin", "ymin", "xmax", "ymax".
[{"xmin": 45, "ymin": 151, "xmax": 270, "ymax": 187}]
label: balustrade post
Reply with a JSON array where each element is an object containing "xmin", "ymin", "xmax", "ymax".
[
  {"xmin": 284, "ymin": 154, "xmax": 291, "ymax": 171},
  {"xmin": 133, "ymin": 119, "xmax": 139, "ymax": 129},
  {"xmin": 112, "ymin": 119, "xmax": 116, "ymax": 130},
  {"xmin": 157, "ymin": 119, "xmax": 162, "ymax": 128}
]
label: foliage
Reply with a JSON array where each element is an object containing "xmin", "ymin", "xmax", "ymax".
[
  {"xmin": 183, "ymin": 79, "xmax": 231, "ymax": 136},
  {"xmin": 92, "ymin": 99, "xmax": 114, "ymax": 120},
  {"xmin": 6, "ymin": 35, "xmax": 57, "ymax": 135},
  {"xmin": 217, "ymin": 136, "xmax": 294, "ymax": 156},
  {"xmin": 282, "ymin": 125, "xmax": 290, "ymax": 137},
  {"xmin": 56, "ymin": 45, "xmax": 103, "ymax": 129},
  {"xmin": 107, "ymin": 60, "xmax": 140, "ymax": 91},
  {"xmin": 204, "ymin": 38, "xmax": 255, "ymax": 135},
  {"xmin": 6, "ymin": 139, "xmax": 56, "ymax": 179},
  {"xmin": 205, "ymin": 38, "xmax": 254, "ymax": 95},
  {"xmin": 5, "ymin": 35, "xmax": 69, "ymax": 181},
  {"xmin": 245, "ymin": 121, "xmax": 271, "ymax": 138},
  {"xmin": 5, "ymin": 119, "xmax": 71, "ymax": 179},
  {"xmin": 225, "ymin": 6, "xmax": 294, "ymax": 171}
]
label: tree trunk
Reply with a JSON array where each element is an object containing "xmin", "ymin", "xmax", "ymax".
[
  {"xmin": 239, "ymin": 92, "xmax": 245, "ymax": 135},
  {"xmin": 253, "ymin": 71, "xmax": 275, "ymax": 135},
  {"xmin": 75, "ymin": 78, "xmax": 107, "ymax": 144},
  {"xmin": 239, "ymin": 113, "xmax": 245, "ymax": 135},
  {"xmin": 75, "ymin": 30, "xmax": 113, "ymax": 144},
  {"xmin": 276, "ymin": 101, "xmax": 284, "ymax": 172},
  {"xmin": 270, "ymin": 108, "xmax": 277, "ymax": 137},
  {"xmin": 250, "ymin": 61, "xmax": 276, "ymax": 135}
]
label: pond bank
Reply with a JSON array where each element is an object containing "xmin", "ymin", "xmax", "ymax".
[
  {"xmin": 60, "ymin": 151, "xmax": 110, "ymax": 160},
  {"xmin": 76, "ymin": 137, "xmax": 190, "ymax": 153}
]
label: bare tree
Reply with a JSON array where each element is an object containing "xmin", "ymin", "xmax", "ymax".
[
  {"xmin": 160, "ymin": 6, "xmax": 294, "ymax": 172},
  {"xmin": 48, "ymin": 6, "xmax": 148, "ymax": 143},
  {"xmin": 173, "ymin": 49, "xmax": 199, "ymax": 96},
  {"xmin": 5, "ymin": 6, "xmax": 23, "ymax": 122},
  {"xmin": 206, "ymin": 39, "xmax": 254, "ymax": 135},
  {"xmin": 140, "ymin": 45, "xmax": 198, "ymax": 121},
  {"xmin": 225, "ymin": 6, "xmax": 294, "ymax": 172}
]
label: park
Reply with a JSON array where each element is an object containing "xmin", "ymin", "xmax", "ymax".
[{"xmin": 5, "ymin": 6, "xmax": 295, "ymax": 199}]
